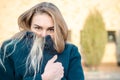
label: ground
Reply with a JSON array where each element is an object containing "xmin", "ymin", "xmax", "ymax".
[{"xmin": 83, "ymin": 64, "xmax": 120, "ymax": 80}]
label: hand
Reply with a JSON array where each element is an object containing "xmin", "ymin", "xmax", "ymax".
[{"xmin": 42, "ymin": 55, "xmax": 64, "ymax": 80}]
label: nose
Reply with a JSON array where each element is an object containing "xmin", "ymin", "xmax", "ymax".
[{"xmin": 40, "ymin": 30, "xmax": 47, "ymax": 37}]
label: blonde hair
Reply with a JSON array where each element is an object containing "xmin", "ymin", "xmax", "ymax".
[
  {"xmin": 18, "ymin": 2, "xmax": 68, "ymax": 53},
  {"xmin": 25, "ymin": 33, "xmax": 44, "ymax": 79}
]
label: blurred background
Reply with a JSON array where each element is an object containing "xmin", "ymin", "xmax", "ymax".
[{"xmin": 0, "ymin": 0, "xmax": 120, "ymax": 80}]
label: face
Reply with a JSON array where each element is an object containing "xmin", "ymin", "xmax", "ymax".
[{"xmin": 31, "ymin": 13, "xmax": 54, "ymax": 39}]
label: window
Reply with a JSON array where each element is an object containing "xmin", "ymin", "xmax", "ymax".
[{"xmin": 107, "ymin": 31, "xmax": 116, "ymax": 42}]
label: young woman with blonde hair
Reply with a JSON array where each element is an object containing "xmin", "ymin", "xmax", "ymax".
[{"xmin": 0, "ymin": 2, "xmax": 84, "ymax": 80}]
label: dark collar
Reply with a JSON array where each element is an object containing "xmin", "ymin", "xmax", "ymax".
[{"xmin": 44, "ymin": 35, "xmax": 57, "ymax": 54}]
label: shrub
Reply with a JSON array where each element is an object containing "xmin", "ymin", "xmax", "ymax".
[{"xmin": 81, "ymin": 9, "xmax": 107, "ymax": 67}]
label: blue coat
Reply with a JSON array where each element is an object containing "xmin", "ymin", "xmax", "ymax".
[{"xmin": 0, "ymin": 31, "xmax": 84, "ymax": 80}]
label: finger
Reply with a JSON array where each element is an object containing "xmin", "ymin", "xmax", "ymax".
[
  {"xmin": 55, "ymin": 62, "xmax": 62, "ymax": 66},
  {"xmin": 49, "ymin": 55, "xmax": 57, "ymax": 63}
]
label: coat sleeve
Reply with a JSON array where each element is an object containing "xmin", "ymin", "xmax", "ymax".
[
  {"xmin": 0, "ymin": 51, "xmax": 4, "ymax": 69},
  {"xmin": 0, "ymin": 41, "xmax": 15, "ymax": 80},
  {"xmin": 67, "ymin": 45, "xmax": 84, "ymax": 80}
]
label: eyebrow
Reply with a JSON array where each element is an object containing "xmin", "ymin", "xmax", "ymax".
[
  {"xmin": 34, "ymin": 24, "xmax": 54, "ymax": 28},
  {"xmin": 48, "ymin": 26, "xmax": 54, "ymax": 29},
  {"xmin": 33, "ymin": 24, "xmax": 42, "ymax": 27}
]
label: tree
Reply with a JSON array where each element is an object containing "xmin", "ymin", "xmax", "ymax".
[{"xmin": 81, "ymin": 9, "xmax": 107, "ymax": 68}]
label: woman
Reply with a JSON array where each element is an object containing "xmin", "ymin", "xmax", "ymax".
[{"xmin": 0, "ymin": 2, "xmax": 84, "ymax": 80}]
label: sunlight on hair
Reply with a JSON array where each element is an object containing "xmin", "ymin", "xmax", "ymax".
[{"xmin": 25, "ymin": 35, "xmax": 45, "ymax": 79}]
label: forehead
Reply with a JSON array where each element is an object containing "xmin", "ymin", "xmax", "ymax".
[{"xmin": 32, "ymin": 13, "xmax": 54, "ymax": 27}]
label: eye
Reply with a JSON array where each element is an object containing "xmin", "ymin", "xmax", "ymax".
[
  {"xmin": 48, "ymin": 28, "xmax": 54, "ymax": 32},
  {"xmin": 34, "ymin": 26, "xmax": 42, "ymax": 30},
  {"xmin": 48, "ymin": 28, "xmax": 54, "ymax": 33}
]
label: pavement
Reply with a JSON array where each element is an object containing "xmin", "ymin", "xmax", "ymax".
[{"xmin": 84, "ymin": 71, "xmax": 120, "ymax": 80}]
